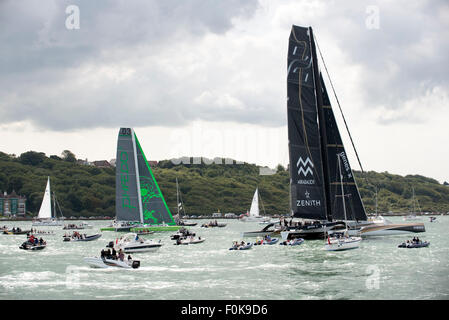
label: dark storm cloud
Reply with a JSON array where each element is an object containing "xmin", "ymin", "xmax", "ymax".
[
  {"xmin": 0, "ymin": 0, "xmax": 260, "ymax": 130},
  {"xmin": 314, "ymin": 0, "xmax": 449, "ymax": 123},
  {"xmin": 0, "ymin": 0, "xmax": 447, "ymax": 131}
]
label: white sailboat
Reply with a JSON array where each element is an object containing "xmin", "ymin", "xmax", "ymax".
[
  {"xmin": 32, "ymin": 177, "xmax": 64, "ymax": 226},
  {"xmin": 403, "ymin": 187, "xmax": 421, "ymax": 221},
  {"xmin": 324, "ymin": 154, "xmax": 361, "ymax": 251},
  {"xmin": 240, "ymin": 188, "xmax": 270, "ymax": 223}
]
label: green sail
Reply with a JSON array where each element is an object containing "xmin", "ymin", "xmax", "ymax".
[{"xmin": 134, "ymin": 132, "xmax": 176, "ymax": 225}]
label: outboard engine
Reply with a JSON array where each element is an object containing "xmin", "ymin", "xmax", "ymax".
[{"xmin": 132, "ymin": 260, "xmax": 140, "ymax": 269}]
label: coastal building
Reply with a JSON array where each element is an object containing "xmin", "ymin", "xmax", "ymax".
[
  {"xmin": 0, "ymin": 191, "xmax": 26, "ymax": 216},
  {"xmin": 93, "ymin": 160, "xmax": 112, "ymax": 168}
]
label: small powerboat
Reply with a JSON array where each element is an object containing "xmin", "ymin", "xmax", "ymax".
[
  {"xmin": 254, "ymin": 237, "xmax": 279, "ymax": 245},
  {"xmin": 109, "ymin": 233, "xmax": 162, "ymax": 253},
  {"xmin": 171, "ymin": 227, "xmax": 195, "ymax": 240},
  {"xmin": 63, "ymin": 222, "xmax": 93, "ymax": 230},
  {"xmin": 3, "ymin": 228, "xmax": 30, "ymax": 235},
  {"xmin": 84, "ymin": 257, "xmax": 140, "ymax": 269},
  {"xmin": 19, "ymin": 241, "xmax": 46, "ymax": 251},
  {"xmin": 279, "ymin": 238, "xmax": 304, "ymax": 246},
  {"xmin": 398, "ymin": 241, "xmax": 430, "ymax": 248},
  {"xmin": 201, "ymin": 221, "xmax": 227, "ymax": 228},
  {"xmin": 63, "ymin": 233, "xmax": 102, "ymax": 242},
  {"xmin": 229, "ymin": 242, "xmax": 253, "ymax": 250},
  {"xmin": 175, "ymin": 236, "xmax": 205, "ymax": 245}
]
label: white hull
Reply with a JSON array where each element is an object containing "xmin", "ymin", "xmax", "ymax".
[
  {"xmin": 32, "ymin": 220, "xmax": 63, "ymax": 226},
  {"xmin": 325, "ymin": 237, "xmax": 361, "ymax": 251},
  {"xmin": 178, "ymin": 237, "xmax": 205, "ymax": 245},
  {"xmin": 118, "ymin": 244, "xmax": 162, "ymax": 253},
  {"xmin": 360, "ymin": 222, "xmax": 425, "ymax": 237},
  {"xmin": 84, "ymin": 257, "xmax": 138, "ymax": 269},
  {"xmin": 242, "ymin": 231, "xmax": 275, "ymax": 238},
  {"xmin": 113, "ymin": 233, "xmax": 162, "ymax": 253}
]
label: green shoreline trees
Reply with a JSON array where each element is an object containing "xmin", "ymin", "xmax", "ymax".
[{"xmin": 1, "ymin": 151, "xmax": 448, "ymax": 217}]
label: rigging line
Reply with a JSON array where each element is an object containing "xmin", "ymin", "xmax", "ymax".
[{"xmin": 314, "ymin": 36, "xmax": 365, "ymax": 174}]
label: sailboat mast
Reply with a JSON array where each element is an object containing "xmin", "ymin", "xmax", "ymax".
[
  {"xmin": 309, "ymin": 27, "xmax": 332, "ymax": 221},
  {"xmin": 52, "ymin": 191, "xmax": 56, "ymax": 219},
  {"xmin": 412, "ymin": 187, "xmax": 416, "ymax": 215},
  {"xmin": 375, "ymin": 186, "xmax": 378, "ymax": 216},
  {"xmin": 337, "ymin": 154, "xmax": 348, "ymax": 223},
  {"xmin": 176, "ymin": 178, "xmax": 180, "ymax": 216}
]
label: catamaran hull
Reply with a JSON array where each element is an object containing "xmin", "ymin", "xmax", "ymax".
[
  {"xmin": 360, "ymin": 223, "xmax": 425, "ymax": 237},
  {"xmin": 241, "ymin": 231, "xmax": 276, "ymax": 238},
  {"xmin": 281, "ymin": 228, "xmax": 327, "ymax": 241}
]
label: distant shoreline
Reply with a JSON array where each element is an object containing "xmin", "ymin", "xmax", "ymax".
[{"xmin": 1, "ymin": 212, "xmax": 446, "ymax": 222}]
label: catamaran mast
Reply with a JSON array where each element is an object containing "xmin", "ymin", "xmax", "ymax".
[{"xmin": 309, "ymin": 27, "xmax": 332, "ymax": 221}]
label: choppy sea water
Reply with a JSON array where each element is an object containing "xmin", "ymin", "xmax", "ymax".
[{"xmin": 0, "ymin": 217, "xmax": 448, "ymax": 300}]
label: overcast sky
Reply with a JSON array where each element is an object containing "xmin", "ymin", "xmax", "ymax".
[{"xmin": 1, "ymin": 0, "xmax": 448, "ymax": 183}]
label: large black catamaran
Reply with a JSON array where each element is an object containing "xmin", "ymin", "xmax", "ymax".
[{"xmin": 282, "ymin": 25, "xmax": 367, "ymax": 240}]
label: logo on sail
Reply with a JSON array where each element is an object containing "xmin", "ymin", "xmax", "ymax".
[{"xmin": 297, "ymin": 156, "xmax": 313, "ymax": 176}]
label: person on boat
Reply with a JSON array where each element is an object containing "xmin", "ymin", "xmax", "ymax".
[
  {"xmin": 111, "ymin": 247, "xmax": 117, "ymax": 259},
  {"xmin": 128, "ymin": 255, "xmax": 132, "ymax": 261},
  {"xmin": 118, "ymin": 249, "xmax": 125, "ymax": 262},
  {"xmin": 240, "ymin": 241, "xmax": 245, "ymax": 247},
  {"xmin": 39, "ymin": 238, "xmax": 44, "ymax": 245}
]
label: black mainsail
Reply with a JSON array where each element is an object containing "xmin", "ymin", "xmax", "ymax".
[
  {"xmin": 287, "ymin": 25, "xmax": 367, "ymax": 222},
  {"xmin": 287, "ymin": 25, "xmax": 327, "ymax": 221}
]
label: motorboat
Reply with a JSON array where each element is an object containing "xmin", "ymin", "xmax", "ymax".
[
  {"xmin": 32, "ymin": 219, "xmax": 63, "ymax": 227},
  {"xmin": 201, "ymin": 221, "xmax": 227, "ymax": 228},
  {"xmin": 174, "ymin": 236, "xmax": 205, "ymax": 245},
  {"xmin": 254, "ymin": 237, "xmax": 279, "ymax": 245},
  {"xmin": 171, "ymin": 227, "xmax": 196, "ymax": 240},
  {"xmin": 398, "ymin": 241, "xmax": 430, "ymax": 248},
  {"xmin": 279, "ymin": 238, "xmax": 304, "ymax": 246},
  {"xmin": 3, "ymin": 228, "xmax": 30, "ymax": 235},
  {"xmin": 63, "ymin": 222, "xmax": 93, "ymax": 230},
  {"xmin": 19, "ymin": 237, "xmax": 47, "ymax": 250},
  {"xmin": 63, "ymin": 233, "xmax": 102, "ymax": 242},
  {"xmin": 19, "ymin": 242, "xmax": 47, "ymax": 251},
  {"xmin": 109, "ymin": 233, "xmax": 162, "ymax": 253},
  {"xmin": 229, "ymin": 242, "xmax": 253, "ymax": 250},
  {"xmin": 84, "ymin": 257, "xmax": 140, "ymax": 269}
]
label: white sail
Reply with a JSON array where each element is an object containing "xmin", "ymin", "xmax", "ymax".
[
  {"xmin": 38, "ymin": 177, "xmax": 52, "ymax": 219},
  {"xmin": 249, "ymin": 188, "xmax": 259, "ymax": 217}
]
